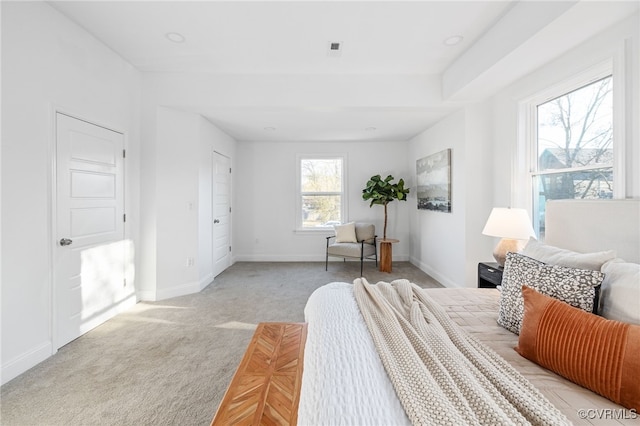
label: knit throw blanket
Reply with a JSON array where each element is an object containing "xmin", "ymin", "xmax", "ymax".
[{"xmin": 353, "ymin": 278, "xmax": 570, "ymax": 426}]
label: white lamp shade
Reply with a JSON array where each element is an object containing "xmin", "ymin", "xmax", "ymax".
[{"xmin": 482, "ymin": 208, "xmax": 535, "ymax": 240}]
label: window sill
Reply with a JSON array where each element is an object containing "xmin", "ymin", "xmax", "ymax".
[{"xmin": 294, "ymin": 228, "xmax": 334, "ymax": 235}]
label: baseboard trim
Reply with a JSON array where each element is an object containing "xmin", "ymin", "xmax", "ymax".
[
  {"xmin": 155, "ymin": 280, "xmax": 201, "ymax": 301},
  {"xmin": 234, "ymin": 254, "xmax": 410, "ymax": 262},
  {"xmin": 77, "ymin": 294, "xmax": 137, "ymax": 336},
  {"xmin": 137, "ymin": 274, "xmax": 214, "ymax": 302},
  {"xmin": 136, "ymin": 289, "xmax": 156, "ymax": 301},
  {"xmin": 233, "ymin": 255, "xmax": 324, "ymax": 262},
  {"xmin": 1, "ymin": 341, "xmax": 53, "ymax": 386},
  {"xmin": 199, "ymin": 273, "xmax": 214, "ymax": 291},
  {"xmin": 409, "ymin": 257, "xmax": 462, "ymax": 288},
  {"xmin": 2, "ymin": 293, "xmax": 138, "ymax": 385}
]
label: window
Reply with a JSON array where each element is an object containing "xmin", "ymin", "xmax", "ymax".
[
  {"xmin": 297, "ymin": 156, "xmax": 346, "ymax": 229},
  {"xmin": 530, "ymin": 75, "xmax": 614, "ymax": 237}
]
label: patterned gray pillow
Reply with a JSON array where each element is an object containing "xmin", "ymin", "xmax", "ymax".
[{"xmin": 498, "ymin": 252, "xmax": 605, "ymax": 334}]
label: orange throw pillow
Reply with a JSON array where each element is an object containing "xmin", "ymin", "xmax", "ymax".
[{"xmin": 516, "ymin": 286, "xmax": 640, "ymax": 410}]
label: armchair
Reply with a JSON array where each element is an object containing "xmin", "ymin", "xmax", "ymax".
[{"xmin": 325, "ymin": 223, "xmax": 377, "ymax": 276}]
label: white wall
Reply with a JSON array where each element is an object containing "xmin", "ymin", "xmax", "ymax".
[
  {"xmin": 1, "ymin": 2, "xmax": 141, "ymax": 384},
  {"xmin": 407, "ymin": 108, "xmax": 494, "ymax": 288},
  {"xmin": 463, "ymin": 103, "xmax": 496, "ymax": 286},
  {"xmin": 198, "ymin": 116, "xmax": 236, "ymax": 284},
  {"xmin": 154, "ymin": 108, "xmax": 200, "ymax": 299},
  {"xmin": 408, "ymin": 112, "xmax": 466, "ymax": 287},
  {"xmin": 138, "ymin": 105, "xmax": 237, "ymax": 301},
  {"xmin": 234, "ymin": 140, "xmax": 411, "ymax": 262}
]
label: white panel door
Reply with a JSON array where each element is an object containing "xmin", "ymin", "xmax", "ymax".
[
  {"xmin": 55, "ymin": 113, "xmax": 125, "ymax": 348},
  {"xmin": 212, "ymin": 152, "xmax": 231, "ymax": 277}
]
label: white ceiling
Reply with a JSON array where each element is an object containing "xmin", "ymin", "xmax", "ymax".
[
  {"xmin": 49, "ymin": 1, "xmax": 639, "ymax": 142},
  {"xmin": 49, "ymin": 1, "xmax": 513, "ymax": 74}
]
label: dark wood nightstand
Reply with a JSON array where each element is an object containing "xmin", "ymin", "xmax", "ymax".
[{"xmin": 477, "ymin": 262, "xmax": 503, "ymax": 288}]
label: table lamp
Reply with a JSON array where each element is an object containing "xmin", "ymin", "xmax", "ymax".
[{"xmin": 482, "ymin": 207, "xmax": 535, "ymax": 267}]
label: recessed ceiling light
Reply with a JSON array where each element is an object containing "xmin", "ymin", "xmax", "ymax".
[
  {"xmin": 264, "ymin": 126, "xmax": 276, "ymax": 131},
  {"xmin": 165, "ymin": 32, "xmax": 185, "ymax": 43},
  {"xmin": 365, "ymin": 127, "xmax": 377, "ymax": 131},
  {"xmin": 443, "ymin": 35, "xmax": 464, "ymax": 46}
]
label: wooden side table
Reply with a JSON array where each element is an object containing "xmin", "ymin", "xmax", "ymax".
[{"xmin": 379, "ymin": 239, "xmax": 399, "ymax": 272}]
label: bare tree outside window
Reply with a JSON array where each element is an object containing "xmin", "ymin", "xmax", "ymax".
[{"xmin": 534, "ymin": 76, "xmax": 613, "ymax": 233}]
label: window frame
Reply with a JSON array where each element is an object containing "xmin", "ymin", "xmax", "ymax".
[
  {"xmin": 517, "ymin": 58, "xmax": 626, "ymax": 237},
  {"xmin": 295, "ymin": 154, "xmax": 348, "ymax": 232}
]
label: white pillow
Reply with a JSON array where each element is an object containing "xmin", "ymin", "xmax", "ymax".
[
  {"xmin": 522, "ymin": 237, "xmax": 616, "ymax": 271},
  {"xmin": 600, "ymin": 259, "xmax": 640, "ymax": 325},
  {"xmin": 334, "ymin": 222, "xmax": 357, "ymax": 243}
]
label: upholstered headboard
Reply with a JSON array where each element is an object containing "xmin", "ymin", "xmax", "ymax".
[{"xmin": 545, "ymin": 199, "xmax": 640, "ymax": 263}]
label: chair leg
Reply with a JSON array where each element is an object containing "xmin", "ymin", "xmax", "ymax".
[{"xmin": 325, "ymin": 253, "xmax": 328, "ymax": 271}]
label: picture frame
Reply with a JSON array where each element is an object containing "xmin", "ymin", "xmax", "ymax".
[{"xmin": 416, "ymin": 149, "xmax": 451, "ymax": 212}]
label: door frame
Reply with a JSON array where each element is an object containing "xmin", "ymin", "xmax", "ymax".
[
  {"xmin": 49, "ymin": 106, "xmax": 129, "ymax": 351},
  {"xmin": 212, "ymin": 150, "xmax": 232, "ymax": 277}
]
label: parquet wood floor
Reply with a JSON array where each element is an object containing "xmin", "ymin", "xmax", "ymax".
[{"xmin": 211, "ymin": 322, "xmax": 307, "ymax": 426}]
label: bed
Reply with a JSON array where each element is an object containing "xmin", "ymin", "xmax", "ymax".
[{"xmin": 298, "ymin": 199, "xmax": 640, "ymax": 425}]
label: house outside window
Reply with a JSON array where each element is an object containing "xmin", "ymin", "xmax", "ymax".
[
  {"xmin": 297, "ymin": 156, "xmax": 346, "ymax": 229},
  {"xmin": 529, "ymin": 74, "xmax": 615, "ymax": 237}
]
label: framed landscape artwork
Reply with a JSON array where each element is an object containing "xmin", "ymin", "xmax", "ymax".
[{"xmin": 416, "ymin": 149, "xmax": 451, "ymax": 212}]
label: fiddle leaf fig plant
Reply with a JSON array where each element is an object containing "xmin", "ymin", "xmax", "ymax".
[{"xmin": 362, "ymin": 174, "xmax": 410, "ymax": 240}]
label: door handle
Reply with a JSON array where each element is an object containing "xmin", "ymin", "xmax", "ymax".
[
  {"xmin": 59, "ymin": 238, "xmax": 73, "ymax": 246},
  {"xmin": 214, "ymin": 219, "xmax": 220, "ymax": 224}
]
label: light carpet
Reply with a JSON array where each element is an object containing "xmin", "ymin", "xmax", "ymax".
[{"xmin": 1, "ymin": 261, "xmax": 441, "ymax": 426}]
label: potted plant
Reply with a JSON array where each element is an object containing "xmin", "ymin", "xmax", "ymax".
[{"xmin": 362, "ymin": 174, "xmax": 410, "ymax": 240}]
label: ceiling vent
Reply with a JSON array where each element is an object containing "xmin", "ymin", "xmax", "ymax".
[{"xmin": 327, "ymin": 41, "xmax": 343, "ymax": 57}]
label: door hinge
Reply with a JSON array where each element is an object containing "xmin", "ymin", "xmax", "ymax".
[
  {"xmin": 229, "ymin": 246, "xmax": 231, "ymax": 252},
  {"xmin": 124, "ymin": 278, "xmax": 127, "ymax": 287},
  {"xmin": 123, "ymin": 213, "xmax": 126, "ymax": 222},
  {"xmin": 123, "ymin": 149, "xmax": 126, "ymax": 158},
  {"xmin": 229, "ymin": 167, "xmax": 232, "ymax": 173},
  {"xmin": 229, "ymin": 206, "xmax": 232, "ymax": 213}
]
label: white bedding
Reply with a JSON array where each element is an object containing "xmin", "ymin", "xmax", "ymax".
[
  {"xmin": 299, "ymin": 282, "xmax": 639, "ymax": 426},
  {"xmin": 298, "ymin": 200, "xmax": 640, "ymax": 425},
  {"xmin": 298, "ymin": 282, "xmax": 410, "ymax": 426}
]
